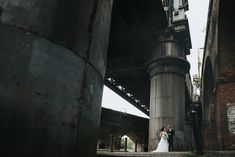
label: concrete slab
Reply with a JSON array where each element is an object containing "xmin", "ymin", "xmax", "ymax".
[
  {"xmin": 96, "ymin": 151, "xmax": 235, "ymax": 157},
  {"xmin": 97, "ymin": 151, "xmax": 192, "ymax": 157}
]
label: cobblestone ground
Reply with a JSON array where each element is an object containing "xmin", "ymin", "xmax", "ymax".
[{"xmin": 96, "ymin": 151, "xmax": 235, "ymax": 157}]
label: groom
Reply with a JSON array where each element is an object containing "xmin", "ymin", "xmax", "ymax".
[{"xmin": 167, "ymin": 125, "xmax": 175, "ymax": 152}]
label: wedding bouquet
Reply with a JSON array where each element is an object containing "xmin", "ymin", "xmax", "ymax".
[{"xmin": 162, "ymin": 132, "xmax": 169, "ymax": 140}]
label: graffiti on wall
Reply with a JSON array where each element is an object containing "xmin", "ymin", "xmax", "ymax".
[{"xmin": 227, "ymin": 103, "xmax": 235, "ymax": 134}]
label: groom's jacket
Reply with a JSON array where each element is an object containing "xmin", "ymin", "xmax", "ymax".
[{"xmin": 167, "ymin": 129, "xmax": 175, "ymax": 141}]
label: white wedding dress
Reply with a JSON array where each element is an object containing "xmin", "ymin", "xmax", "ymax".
[{"xmin": 153, "ymin": 132, "xmax": 169, "ymax": 152}]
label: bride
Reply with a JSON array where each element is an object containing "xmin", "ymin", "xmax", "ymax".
[{"xmin": 153, "ymin": 127, "xmax": 169, "ymax": 152}]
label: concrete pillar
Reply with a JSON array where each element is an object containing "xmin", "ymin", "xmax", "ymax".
[
  {"xmin": 147, "ymin": 33, "xmax": 190, "ymax": 151},
  {"xmin": 0, "ymin": 0, "xmax": 112, "ymax": 157}
]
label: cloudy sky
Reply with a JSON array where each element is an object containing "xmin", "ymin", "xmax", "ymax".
[
  {"xmin": 187, "ymin": 0, "xmax": 210, "ymax": 76},
  {"xmin": 101, "ymin": 0, "xmax": 210, "ymax": 118}
]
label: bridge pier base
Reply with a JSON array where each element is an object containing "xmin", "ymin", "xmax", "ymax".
[
  {"xmin": 0, "ymin": 0, "xmax": 112, "ymax": 157},
  {"xmin": 147, "ymin": 33, "xmax": 190, "ymax": 151}
]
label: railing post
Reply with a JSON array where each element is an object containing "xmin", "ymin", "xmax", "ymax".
[
  {"xmin": 135, "ymin": 139, "xmax": 138, "ymax": 152},
  {"xmin": 124, "ymin": 137, "xmax": 127, "ymax": 152},
  {"xmin": 110, "ymin": 135, "xmax": 114, "ymax": 152}
]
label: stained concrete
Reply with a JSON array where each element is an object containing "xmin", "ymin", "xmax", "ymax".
[{"xmin": 0, "ymin": 0, "xmax": 112, "ymax": 157}]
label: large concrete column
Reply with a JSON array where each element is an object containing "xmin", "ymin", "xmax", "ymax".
[
  {"xmin": 147, "ymin": 33, "xmax": 190, "ymax": 151},
  {"xmin": 0, "ymin": 0, "xmax": 112, "ymax": 157}
]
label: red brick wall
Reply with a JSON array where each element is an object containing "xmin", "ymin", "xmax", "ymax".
[
  {"xmin": 216, "ymin": 82, "xmax": 235, "ymax": 150},
  {"xmin": 203, "ymin": 96, "xmax": 218, "ymax": 150},
  {"xmin": 202, "ymin": 0, "xmax": 235, "ymax": 151},
  {"xmin": 216, "ymin": 0, "xmax": 235, "ymax": 150},
  {"xmin": 202, "ymin": 59, "xmax": 218, "ymax": 150}
]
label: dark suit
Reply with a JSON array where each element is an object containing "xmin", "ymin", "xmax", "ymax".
[{"xmin": 167, "ymin": 128, "xmax": 175, "ymax": 151}]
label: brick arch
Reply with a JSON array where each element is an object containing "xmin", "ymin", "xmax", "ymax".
[
  {"xmin": 202, "ymin": 57, "xmax": 217, "ymax": 150},
  {"xmin": 213, "ymin": 0, "xmax": 235, "ymax": 150},
  {"xmin": 201, "ymin": 0, "xmax": 235, "ymax": 150}
]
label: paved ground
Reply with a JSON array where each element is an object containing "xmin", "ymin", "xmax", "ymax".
[{"xmin": 96, "ymin": 151, "xmax": 235, "ymax": 157}]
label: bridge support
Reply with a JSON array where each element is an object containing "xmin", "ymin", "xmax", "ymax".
[
  {"xmin": 147, "ymin": 33, "xmax": 190, "ymax": 151},
  {"xmin": 0, "ymin": 0, "xmax": 112, "ymax": 157}
]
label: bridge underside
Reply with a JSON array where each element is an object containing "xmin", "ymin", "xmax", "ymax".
[
  {"xmin": 105, "ymin": 0, "xmax": 167, "ymax": 115},
  {"xmin": 105, "ymin": 0, "xmax": 192, "ymax": 151}
]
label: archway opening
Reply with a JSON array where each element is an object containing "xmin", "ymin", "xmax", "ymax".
[{"xmin": 120, "ymin": 135, "xmax": 136, "ymax": 152}]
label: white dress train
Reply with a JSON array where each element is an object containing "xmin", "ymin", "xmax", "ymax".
[{"xmin": 153, "ymin": 136, "xmax": 169, "ymax": 152}]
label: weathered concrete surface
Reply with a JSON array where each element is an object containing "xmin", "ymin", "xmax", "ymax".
[
  {"xmin": 0, "ymin": 0, "xmax": 112, "ymax": 157},
  {"xmin": 147, "ymin": 34, "xmax": 190, "ymax": 151}
]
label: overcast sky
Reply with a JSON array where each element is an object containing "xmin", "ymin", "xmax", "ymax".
[
  {"xmin": 187, "ymin": 0, "xmax": 210, "ymax": 76},
  {"xmin": 101, "ymin": 0, "xmax": 210, "ymax": 118}
]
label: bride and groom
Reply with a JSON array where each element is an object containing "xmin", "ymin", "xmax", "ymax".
[{"xmin": 153, "ymin": 125, "xmax": 174, "ymax": 152}]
